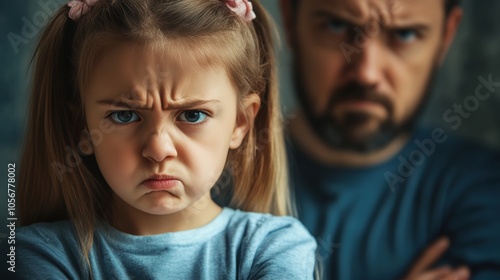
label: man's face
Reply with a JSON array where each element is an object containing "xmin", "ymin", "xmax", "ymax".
[{"xmin": 285, "ymin": 0, "xmax": 459, "ymax": 152}]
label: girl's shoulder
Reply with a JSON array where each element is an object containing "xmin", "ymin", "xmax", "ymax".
[
  {"xmin": 224, "ymin": 207, "xmax": 316, "ymax": 248},
  {"xmin": 16, "ymin": 220, "xmax": 81, "ymax": 259},
  {"xmin": 17, "ymin": 220, "xmax": 77, "ymax": 243},
  {"xmin": 224, "ymin": 208, "xmax": 317, "ymax": 279},
  {"xmin": 11, "ymin": 220, "xmax": 84, "ymax": 279},
  {"xmin": 226, "ymin": 208, "xmax": 309, "ymax": 234}
]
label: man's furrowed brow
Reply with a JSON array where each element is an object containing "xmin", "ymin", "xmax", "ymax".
[{"xmin": 311, "ymin": 9, "xmax": 364, "ymax": 26}]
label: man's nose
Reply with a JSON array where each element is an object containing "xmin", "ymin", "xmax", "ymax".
[{"xmin": 347, "ymin": 40, "xmax": 384, "ymax": 87}]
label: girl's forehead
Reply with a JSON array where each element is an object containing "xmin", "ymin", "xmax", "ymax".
[
  {"xmin": 94, "ymin": 41, "xmax": 221, "ymax": 72},
  {"xmin": 82, "ymin": 39, "xmax": 237, "ymax": 89},
  {"xmin": 85, "ymin": 43, "xmax": 237, "ymax": 108}
]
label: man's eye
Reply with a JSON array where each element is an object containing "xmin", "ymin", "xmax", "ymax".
[
  {"xmin": 327, "ymin": 19, "xmax": 348, "ymax": 34},
  {"xmin": 109, "ymin": 111, "xmax": 140, "ymax": 124},
  {"xmin": 177, "ymin": 110, "xmax": 208, "ymax": 124},
  {"xmin": 394, "ymin": 29, "xmax": 418, "ymax": 43}
]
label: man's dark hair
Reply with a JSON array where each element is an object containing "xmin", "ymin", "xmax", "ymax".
[
  {"xmin": 290, "ymin": 0, "xmax": 460, "ymax": 16},
  {"xmin": 445, "ymin": 0, "xmax": 460, "ymax": 14}
]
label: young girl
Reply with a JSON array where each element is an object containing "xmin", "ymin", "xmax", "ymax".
[{"xmin": 10, "ymin": 0, "xmax": 316, "ymax": 279}]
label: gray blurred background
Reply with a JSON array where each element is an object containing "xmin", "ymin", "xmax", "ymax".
[{"xmin": 0, "ymin": 0, "xmax": 499, "ymax": 232}]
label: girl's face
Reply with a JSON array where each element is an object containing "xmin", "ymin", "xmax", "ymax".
[{"xmin": 83, "ymin": 43, "xmax": 255, "ymax": 223}]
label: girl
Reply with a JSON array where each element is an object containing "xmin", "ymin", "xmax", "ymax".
[{"xmin": 11, "ymin": 0, "xmax": 316, "ymax": 279}]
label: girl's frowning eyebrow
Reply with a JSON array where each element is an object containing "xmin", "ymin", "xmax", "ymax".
[{"xmin": 96, "ymin": 99, "xmax": 221, "ymax": 110}]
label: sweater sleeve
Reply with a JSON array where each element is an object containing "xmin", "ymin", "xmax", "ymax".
[
  {"xmin": 245, "ymin": 216, "xmax": 317, "ymax": 280},
  {"xmin": 441, "ymin": 153, "xmax": 500, "ymax": 279}
]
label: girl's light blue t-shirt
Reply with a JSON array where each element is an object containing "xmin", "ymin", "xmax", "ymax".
[{"xmin": 9, "ymin": 208, "xmax": 316, "ymax": 279}]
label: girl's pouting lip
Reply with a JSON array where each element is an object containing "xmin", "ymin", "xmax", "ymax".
[{"xmin": 141, "ymin": 174, "xmax": 180, "ymax": 192}]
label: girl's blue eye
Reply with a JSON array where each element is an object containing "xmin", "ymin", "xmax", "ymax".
[
  {"xmin": 178, "ymin": 110, "xmax": 208, "ymax": 124},
  {"xmin": 395, "ymin": 29, "xmax": 417, "ymax": 42},
  {"xmin": 109, "ymin": 111, "xmax": 140, "ymax": 124},
  {"xmin": 327, "ymin": 19, "xmax": 347, "ymax": 34}
]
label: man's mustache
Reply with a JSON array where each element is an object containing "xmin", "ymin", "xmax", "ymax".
[{"xmin": 325, "ymin": 82, "xmax": 393, "ymax": 115}]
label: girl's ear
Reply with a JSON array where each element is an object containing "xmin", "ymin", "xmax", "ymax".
[
  {"xmin": 78, "ymin": 130, "xmax": 95, "ymax": 156},
  {"xmin": 229, "ymin": 93, "xmax": 261, "ymax": 149}
]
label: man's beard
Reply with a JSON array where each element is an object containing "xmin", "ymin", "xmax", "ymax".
[{"xmin": 292, "ymin": 59, "xmax": 436, "ymax": 153}]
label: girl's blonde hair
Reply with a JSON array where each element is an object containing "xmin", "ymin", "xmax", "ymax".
[{"xmin": 19, "ymin": 0, "xmax": 290, "ymax": 268}]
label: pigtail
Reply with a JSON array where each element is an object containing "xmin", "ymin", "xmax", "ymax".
[
  {"xmin": 19, "ymin": 6, "xmax": 102, "ymax": 274},
  {"xmin": 228, "ymin": 1, "xmax": 293, "ymax": 217},
  {"xmin": 20, "ymin": 7, "xmax": 70, "ymax": 226}
]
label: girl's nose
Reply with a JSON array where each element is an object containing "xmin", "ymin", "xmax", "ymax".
[{"xmin": 141, "ymin": 131, "xmax": 178, "ymax": 162}]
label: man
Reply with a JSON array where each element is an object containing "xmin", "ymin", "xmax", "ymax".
[{"xmin": 279, "ymin": 0, "xmax": 500, "ymax": 279}]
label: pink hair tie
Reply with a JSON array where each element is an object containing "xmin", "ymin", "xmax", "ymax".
[
  {"xmin": 225, "ymin": 0, "xmax": 256, "ymax": 22},
  {"xmin": 67, "ymin": 0, "xmax": 99, "ymax": 21}
]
